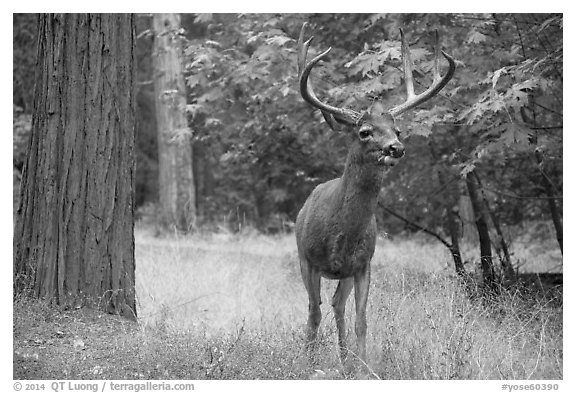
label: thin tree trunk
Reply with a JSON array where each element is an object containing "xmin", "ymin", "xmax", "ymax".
[
  {"xmin": 542, "ymin": 177, "xmax": 563, "ymax": 254},
  {"xmin": 521, "ymin": 107, "xmax": 563, "ymax": 254},
  {"xmin": 534, "ymin": 150, "xmax": 563, "ymax": 254},
  {"xmin": 459, "ymin": 195, "xmax": 477, "ymax": 244},
  {"xmin": 465, "ymin": 170, "xmax": 496, "ymax": 290},
  {"xmin": 437, "ymin": 170, "xmax": 465, "ymax": 276},
  {"xmin": 13, "ymin": 14, "xmax": 136, "ymax": 317},
  {"xmin": 153, "ymin": 13, "xmax": 196, "ymax": 232},
  {"xmin": 428, "ymin": 140, "xmax": 465, "ymax": 276},
  {"xmin": 474, "ymin": 172, "xmax": 515, "ymax": 282},
  {"xmin": 446, "ymin": 205, "xmax": 466, "ymax": 277},
  {"xmin": 192, "ymin": 140, "xmax": 215, "ymax": 223},
  {"xmin": 487, "ymin": 205, "xmax": 515, "ymax": 281}
]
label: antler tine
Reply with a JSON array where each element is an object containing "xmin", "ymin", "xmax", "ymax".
[
  {"xmin": 297, "ymin": 22, "xmax": 313, "ymax": 79},
  {"xmin": 400, "ymin": 29, "xmax": 416, "ymax": 100},
  {"xmin": 389, "ymin": 29, "xmax": 456, "ymax": 118},
  {"xmin": 433, "ymin": 30, "xmax": 441, "ymax": 84},
  {"xmin": 297, "ymin": 23, "xmax": 363, "ymax": 126}
]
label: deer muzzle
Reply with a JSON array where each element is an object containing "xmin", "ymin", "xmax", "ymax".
[
  {"xmin": 386, "ymin": 142, "xmax": 405, "ymax": 159},
  {"xmin": 378, "ymin": 141, "xmax": 405, "ymax": 167}
]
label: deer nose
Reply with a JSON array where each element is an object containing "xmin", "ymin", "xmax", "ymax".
[{"xmin": 386, "ymin": 142, "xmax": 405, "ymax": 158}]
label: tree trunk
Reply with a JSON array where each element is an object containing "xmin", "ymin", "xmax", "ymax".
[
  {"xmin": 465, "ymin": 170, "xmax": 496, "ymax": 290},
  {"xmin": 13, "ymin": 14, "xmax": 136, "ymax": 317},
  {"xmin": 437, "ymin": 172, "xmax": 465, "ymax": 276},
  {"xmin": 192, "ymin": 139, "xmax": 215, "ymax": 223},
  {"xmin": 458, "ymin": 195, "xmax": 477, "ymax": 244},
  {"xmin": 521, "ymin": 108, "xmax": 563, "ymax": 254},
  {"xmin": 542, "ymin": 176, "xmax": 563, "ymax": 254},
  {"xmin": 487, "ymin": 204, "xmax": 516, "ymax": 281},
  {"xmin": 152, "ymin": 13, "xmax": 196, "ymax": 232},
  {"xmin": 473, "ymin": 172, "xmax": 515, "ymax": 282},
  {"xmin": 438, "ymin": 173, "xmax": 465, "ymax": 276},
  {"xmin": 535, "ymin": 150, "xmax": 563, "ymax": 254},
  {"xmin": 446, "ymin": 204, "xmax": 465, "ymax": 277},
  {"xmin": 428, "ymin": 140, "xmax": 465, "ymax": 277}
]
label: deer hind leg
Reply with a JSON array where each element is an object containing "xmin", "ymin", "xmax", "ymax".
[
  {"xmin": 331, "ymin": 277, "xmax": 354, "ymax": 363},
  {"xmin": 354, "ymin": 265, "xmax": 371, "ymax": 364},
  {"xmin": 300, "ymin": 260, "xmax": 322, "ymax": 363}
]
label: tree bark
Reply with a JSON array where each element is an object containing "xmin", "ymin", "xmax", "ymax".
[
  {"xmin": 473, "ymin": 172, "xmax": 516, "ymax": 282},
  {"xmin": 152, "ymin": 13, "xmax": 196, "ymax": 232},
  {"xmin": 465, "ymin": 170, "xmax": 496, "ymax": 290},
  {"xmin": 13, "ymin": 14, "xmax": 136, "ymax": 317}
]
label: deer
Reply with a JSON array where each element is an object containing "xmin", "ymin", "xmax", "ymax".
[{"xmin": 295, "ymin": 22, "xmax": 455, "ymax": 367}]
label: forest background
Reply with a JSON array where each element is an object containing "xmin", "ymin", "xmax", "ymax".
[
  {"xmin": 13, "ymin": 13, "xmax": 563, "ymax": 245},
  {"xmin": 10, "ymin": 11, "xmax": 565, "ymax": 381}
]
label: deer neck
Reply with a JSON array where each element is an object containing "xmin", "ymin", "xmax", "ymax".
[{"xmin": 335, "ymin": 141, "xmax": 383, "ymax": 232}]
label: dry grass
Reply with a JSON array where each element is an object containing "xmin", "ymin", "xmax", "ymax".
[
  {"xmin": 132, "ymin": 226, "xmax": 562, "ymax": 379},
  {"xmin": 12, "ymin": 225, "xmax": 562, "ymax": 380},
  {"xmin": 135, "ymin": 228, "xmax": 303, "ymax": 332}
]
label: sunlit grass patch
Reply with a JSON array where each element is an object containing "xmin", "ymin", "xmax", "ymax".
[{"xmin": 135, "ymin": 228, "xmax": 305, "ymax": 332}]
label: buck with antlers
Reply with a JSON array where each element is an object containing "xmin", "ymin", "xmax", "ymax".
[{"xmin": 295, "ymin": 23, "xmax": 455, "ymax": 366}]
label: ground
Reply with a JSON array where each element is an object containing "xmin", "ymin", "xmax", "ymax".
[{"xmin": 13, "ymin": 227, "xmax": 563, "ymax": 380}]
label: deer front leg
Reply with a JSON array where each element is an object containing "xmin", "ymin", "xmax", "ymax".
[
  {"xmin": 301, "ymin": 261, "xmax": 322, "ymax": 364},
  {"xmin": 331, "ymin": 277, "xmax": 354, "ymax": 363},
  {"xmin": 354, "ymin": 265, "xmax": 371, "ymax": 364}
]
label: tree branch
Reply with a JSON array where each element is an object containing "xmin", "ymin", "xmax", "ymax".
[
  {"xmin": 529, "ymin": 125, "xmax": 563, "ymax": 130},
  {"xmin": 380, "ymin": 204, "xmax": 452, "ymax": 249},
  {"xmin": 479, "ymin": 185, "xmax": 562, "ymax": 200}
]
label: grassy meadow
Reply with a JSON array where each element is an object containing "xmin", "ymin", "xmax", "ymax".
[
  {"xmin": 13, "ymin": 225, "xmax": 562, "ymax": 380},
  {"xmin": 133, "ymin": 226, "xmax": 562, "ymax": 379}
]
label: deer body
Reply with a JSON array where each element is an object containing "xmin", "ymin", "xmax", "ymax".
[
  {"xmin": 295, "ymin": 23, "xmax": 455, "ymax": 367},
  {"xmin": 296, "ymin": 140, "xmax": 383, "ymax": 280},
  {"xmin": 296, "ymin": 119, "xmax": 400, "ymax": 364}
]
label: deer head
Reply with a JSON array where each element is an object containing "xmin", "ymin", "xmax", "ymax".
[{"xmin": 297, "ymin": 23, "xmax": 456, "ymax": 167}]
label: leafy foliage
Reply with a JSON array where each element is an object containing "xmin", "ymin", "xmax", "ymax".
[
  {"xmin": 177, "ymin": 13, "xmax": 561, "ymax": 236},
  {"xmin": 13, "ymin": 13, "xmax": 562, "ymax": 240}
]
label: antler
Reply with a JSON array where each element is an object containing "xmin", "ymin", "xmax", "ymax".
[
  {"xmin": 297, "ymin": 24, "xmax": 455, "ymax": 122},
  {"xmin": 388, "ymin": 29, "xmax": 456, "ymax": 118},
  {"xmin": 297, "ymin": 23, "xmax": 364, "ymax": 126}
]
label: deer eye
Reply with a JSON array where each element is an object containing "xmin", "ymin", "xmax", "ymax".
[{"xmin": 358, "ymin": 126, "xmax": 373, "ymax": 141}]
